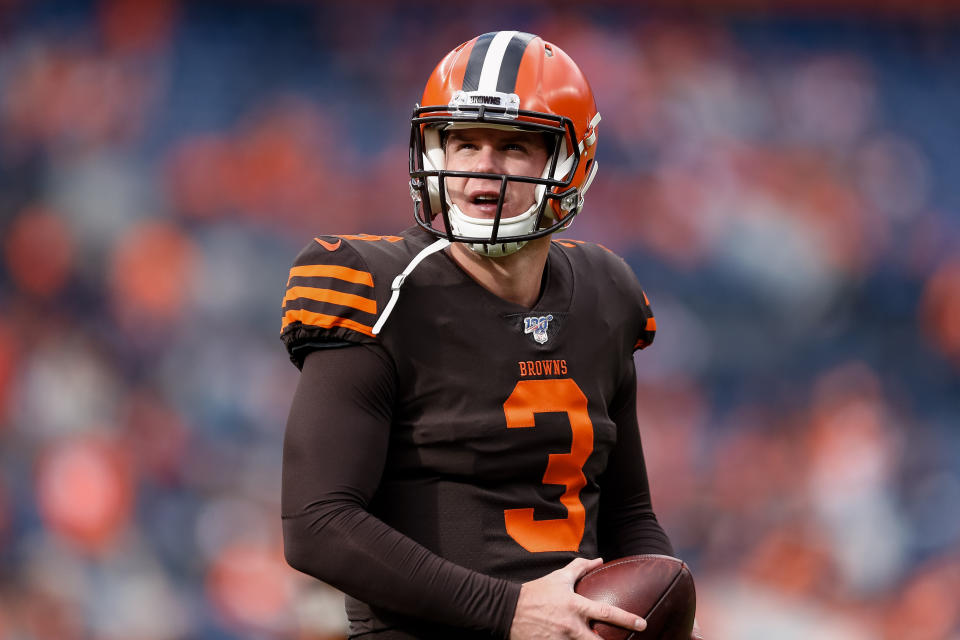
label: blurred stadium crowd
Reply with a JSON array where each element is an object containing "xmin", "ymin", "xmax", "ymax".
[{"xmin": 1, "ymin": 1, "xmax": 959, "ymax": 639}]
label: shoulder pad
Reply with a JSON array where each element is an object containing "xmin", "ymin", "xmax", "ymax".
[
  {"xmin": 553, "ymin": 238, "xmax": 656, "ymax": 351},
  {"xmin": 281, "ymin": 236, "xmax": 380, "ymax": 358}
]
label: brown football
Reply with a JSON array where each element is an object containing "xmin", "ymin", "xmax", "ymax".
[{"xmin": 574, "ymin": 554, "xmax": 696, "ymax": 640}]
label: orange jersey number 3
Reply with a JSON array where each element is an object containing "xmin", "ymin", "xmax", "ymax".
[{"xmin": 503, "ymin": 378, "xmax": 594, "ymax": 552}]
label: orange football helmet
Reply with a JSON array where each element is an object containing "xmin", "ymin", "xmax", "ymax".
[{"xmin": 409, "ymin": 31, "xmax": 601, "ymax": 257}]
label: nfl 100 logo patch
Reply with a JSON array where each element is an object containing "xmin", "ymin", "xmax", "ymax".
[{"xmin": 523, "ymin": 314, "xmax": 554, "ymax": 344}]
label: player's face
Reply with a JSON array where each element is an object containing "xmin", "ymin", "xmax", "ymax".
[{"xmin": 443, "ymin": 128, "xmax": 549, "ymax": 220}]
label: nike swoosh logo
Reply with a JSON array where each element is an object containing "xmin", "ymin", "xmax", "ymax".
[{"xmin": 315, "ymin": 237, "xmax": 342, "ymax": 251}]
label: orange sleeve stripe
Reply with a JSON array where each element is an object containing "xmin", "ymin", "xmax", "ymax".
[
  {"xmin": 281, "ymin": 308, "xmax": 376, "ymax": 337},
  {"xmin": 339, "ymin": 234, "xmax": 403, "ymax": 242},
  {"xmin": 287, "ymin": 264, "xmax": 373, "ymax": 286},
  {"xmin": 283, "ymin": 286, "xmax": 376, "ymax": 315},
  {"xmin": 645, "ymin": 316, "xmax": 657, "ymax": 331},
  {"xmin": 634, "ymin": 338, "xmax": 650, "ymax": 350}
]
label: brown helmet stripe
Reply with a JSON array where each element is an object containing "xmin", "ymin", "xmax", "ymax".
[
  {"xmin": 495, "ymin": 31, "xmax": 536, "ymax": 93},
  {"xmin": 462, "ymin": 32, "xmax": 495, "ymax": 92}
]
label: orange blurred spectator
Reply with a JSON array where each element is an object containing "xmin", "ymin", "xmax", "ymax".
[
  {"xmin": 35, "ymin": 434, "xmax": 135, "ymax": 553},
  {"xmin": 0, "ymin": 318, "xmax": 17, "ymax": 425},
  {"xmin": 165, "ymin": 134, "xmax": 235, "ymax": 221},
  {"xmin": 920, "ymin": 257, "xmax": 960, "ymax": 365},
  {"xmin": 98, "ymin": 0, "xmax": 177, "ymax": 55},
  {"xmin": 107, "ymin": 219, "xmax": 197, "ymax": 330},
  {"xmin": 4, "ymin": 586, "xmax": 85, "ymax": 640},
  {"xmin": 881, "ymin": 556, "xmax": 960, "ymax": 640},
  {"xmin": 742, "ymin": 521, "xmax": 837, "ymax": 599},
  {"xmin": 3, "ymin": 205, "xmax": 74, "ymax": 299},
  {"xmin": 206, "ymin": 541, "xmax": 297, "ymax": 635}
]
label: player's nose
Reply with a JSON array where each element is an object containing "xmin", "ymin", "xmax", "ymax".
[{"xmin": 471, "ymin": 145, "xmax": 502, "ymax": 174}]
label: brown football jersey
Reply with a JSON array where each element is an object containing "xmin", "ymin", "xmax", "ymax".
[{"xmin": 281, "ymin": 226, "xmax": 664, "ymax": 638}]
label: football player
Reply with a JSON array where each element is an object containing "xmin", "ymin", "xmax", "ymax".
[{"xmin": 281, "ymin": 31, "xmax": 700, "ymax": 639}]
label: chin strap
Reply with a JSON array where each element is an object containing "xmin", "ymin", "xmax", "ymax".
[{"xmin": 372, "ymin": 238, "xmax": 451, "ymax": 336}]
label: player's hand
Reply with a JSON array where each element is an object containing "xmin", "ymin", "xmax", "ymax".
[{"xmin": 509, "ymin": 557, "xmax": 646, "ymax": 639}]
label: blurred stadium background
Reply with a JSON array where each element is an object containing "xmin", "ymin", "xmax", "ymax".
[{"xmin": 1, "ymin": 0, "xmax": 959, "ymax": 638}]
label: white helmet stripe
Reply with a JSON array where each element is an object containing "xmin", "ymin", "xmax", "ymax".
[{"xmin": 477, "ymin": 31, "xmax": 518, "ymax": 92}]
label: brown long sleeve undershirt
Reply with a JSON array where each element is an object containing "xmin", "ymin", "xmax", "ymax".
[
  {"xmin": 282, "ymin": 345, "xmax": 521, "ymax": 638},
  {"xmin": 598, "ymin": 360, "xmax": 675, "ymax": 558}
]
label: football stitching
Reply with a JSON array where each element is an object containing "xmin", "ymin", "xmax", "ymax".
[{"xmin": 581, "ymin": 554, "xmax": 684, "ymax": 580}]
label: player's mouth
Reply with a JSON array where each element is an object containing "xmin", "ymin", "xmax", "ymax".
[{"xmin": 466, "ymin": 191, "xmax": 503, "ymax": 218}]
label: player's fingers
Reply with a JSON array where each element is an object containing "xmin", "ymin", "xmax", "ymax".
[
  {"xmin": 562, "ymin": 556, "xmax": 603, "ymax": 582},
  {"xmin": 581, "ymin": 598, "xmax": 646, "ymax": 633}
]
